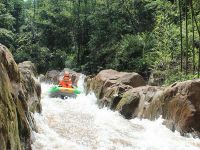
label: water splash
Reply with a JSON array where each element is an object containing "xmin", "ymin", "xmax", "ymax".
[{"xmin": 32, "ymin": 76, "xmax": 200, "ymax": 150}]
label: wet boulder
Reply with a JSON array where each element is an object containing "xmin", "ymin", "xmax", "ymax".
[
  {"xmin": 18, "ymin": 61, "xmax": 42, "ymax": 113},
  {"xmin": 39, "ymin": 74, "xmax": 45, "ymax": 82},
  {"xmin": 116, "ymin": 79, "xmax": 200, "ymax": 136},
  {"xmin": 18, "ymin": 61, "xmax": 38, "ymax": 77},
  {"xmin": 142, "ymin": 80, "xmax": 200, "ymax": 136},
  {"xmin": 85, "ymin": 69, "xmax": 146, "ymax": 108},
  {"xmin": 43, "ymin": 70, "xmax": 61, "ymax": 84},
  {"xmin": 159, "ymin": 80, "xmax": 200, "ymax": 136},
  {"xmin": 0, "ymin": 44, "xmax": 41, "ymax": 150},
  {"xmin": 85, "ymin": 69, "xmax": 145, "ymax": 97},
  {"xmin": 98, "ymin": 83, "xmax": 133, "ymax": 109},
  {"xmin": 116, "ymin": 86, "xmax": 162, "ymax": 119},
  {"xmin": 86, "ymin": 68, "xmax": 200, "ymax": 136},
  {"xmin": 42, "ymin": 68, "xmax": 80, "ymax": 86},
  {"xmin": 0, "ymin": 44, "xmax": 22, "ymax": 150}
]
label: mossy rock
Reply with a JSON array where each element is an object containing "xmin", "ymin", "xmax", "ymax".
[{"xmin": 116, "ymin": 91, "xmax": 140, "ymax": 119}]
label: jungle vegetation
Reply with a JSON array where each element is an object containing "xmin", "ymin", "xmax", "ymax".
[{"xmin": 0, "ymin": 0, "xmax": 200, "ymax": 84}]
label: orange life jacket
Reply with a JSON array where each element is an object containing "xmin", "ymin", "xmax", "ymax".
[{"xmin": 59, "ymin": 80, "xmax": 72, "ymax": 88}]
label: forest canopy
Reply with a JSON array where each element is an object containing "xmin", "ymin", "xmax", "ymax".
[{"xmin": 0, "ymin": 0, "xmax": 200, "ymax": 84}]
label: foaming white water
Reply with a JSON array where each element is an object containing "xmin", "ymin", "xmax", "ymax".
[{"xmin": 32, "ymin": 76, "xmax": 200, "ymax": 150}]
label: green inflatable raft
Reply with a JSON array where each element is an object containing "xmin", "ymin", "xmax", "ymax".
[{"xmin": 48, "ymin": 86, "xmax": 81, "ymax": 99}]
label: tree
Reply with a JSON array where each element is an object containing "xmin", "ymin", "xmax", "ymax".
[{"xmin": 0, "ymin": 2, "xmax": 15, "ymax": 49}]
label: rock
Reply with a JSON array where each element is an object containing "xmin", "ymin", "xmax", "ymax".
[
  {"xmin": 116, "ymin": 91, "xmax": 140, "ymax": 119},
  {"xmin": 18, "ymin": 61, "xmax": 42, "ymax": 113},
  {"xmin": 142, "ymin": 80, "xmax": 200, "ymax": 135},
  {"xmin": 116, "ymin": 79, "xmax": 200, "ymax": 136},
  {"xmin": 85, "ymin": 69, "xmax": 146, "ymax": 109},
  {"xmin": 162, "ymin": 120, "xmax": 175, "ymax": 132},
  {"xmin": 39, "ymin": 74, "xmax": 45, "ymax": 82},
  {"xmin": 0, "ymin": 44, "xmax": 41, "ymax": 150},
  {"xmin": 116, "ymin": 72, "xmax": 146, "ymax": 87},
  {"xmin": 85, "ymin": 69, "xmax": 145, "ymax": 96},
  {"xmin": 85, "ymin": 68, "xmax": 200, "ymax": 136},
  {"xmin": 62, "ymin": 68, "xmax": 77, "ymax": 74},
  {"xmin": 98, "ymin": 83, "xmax": 133, "ymax": 109},
  {"xmin": 159, "ymin": 80, "xmax": 200, "ymax": 135},
  {"xmin": 0, "ymin": 44, "xmax": 22, "ymax": 150},
  {"xmin": 84, "ymin": 75, "xmax": 95, "ymax": 95},
  {"xmin": 71, "ymin": 73, "xmax": 79, "ymax": 86},
  {"xmin": 103, "ymin": 83, "xmax": 133, "ymax": 109},
  {"xmin": 116, "ymin": 86, "xmax": 162, "ymax": 119},
  {"xmin": 44, "ymin": 70, "xmax": 61, "ymax": 84},
  {"xmin": 42, "ymin": 68, "xmax": 80, "ymax": 86},
  {"xmin": 18, "ymin": 61, "xmax": 38, "ymax": 77}
]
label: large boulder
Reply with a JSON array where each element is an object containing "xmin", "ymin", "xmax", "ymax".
[
  {"xmin": 116, "ymin": 86, "xmax": 162, "ymax": 119},
  {"xmin": 42, "ymin": 68, "xmax": 80, "ymax": 86},
  {"xmin": 0, "ymin": 44, "xmax": 41, "ymax": 150},
  {"xmin": 43, "ymin": 70, "xmax": 61, "ymax": 84},
  {"xmin": 18, "ymin": 61, "xmax": 42, "ymax": 113},
  {"xmin": 85, "ymin": 69, "xmax": 146, "ymax": 108},
  {"xmin": 116, "ymin": 79, "xmax": 200, "ymax": 136},
  {"xmin": 86, "ymin": 69, "xmax": 200, "ymax": 136},
  {"xmin": 154, "ymin": 80, "xmax": 200, "ymax": 136},
  {"xmin": 97, "ymin": 83, "xmax": 133, "ymax": 109},
  {"xmin": 18, "ymin": 61, "xmax": 38, "ymax": 77},
  {"xmin": 39, "ymin": 74, "xmax": 45, "ymax": 82}
]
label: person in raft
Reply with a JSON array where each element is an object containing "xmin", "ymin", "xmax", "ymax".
[{"xmin": 59, "ymin": 73, "xmax": 72, "ymax": 88}]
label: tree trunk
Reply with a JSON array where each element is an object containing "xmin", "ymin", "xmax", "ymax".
[
  {"xmin": 192, "ymin": 5, "xmax": 200, "ymax": 77},
  {"xmin": 185, "ymin": 0, "xmax": 189, "ymax": 75},
  {"xmin": 190, "ymin": 0, "xmax": 195, "ymax": 75},
  {"xmin": 178, "ymin": 0, "xmax": 183, "ymax": 72},
  {"xmin": 32, "ymin": 0, "xmax": 36, "ymax": 43},
  {"xmin": 77, "ymin": 0, "xmax": 81, "ymax": 66}
]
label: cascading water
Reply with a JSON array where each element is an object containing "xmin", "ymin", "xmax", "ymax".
[{"xmin": 32, "ymin": 76, "xmax": 200, "ymax": 150}]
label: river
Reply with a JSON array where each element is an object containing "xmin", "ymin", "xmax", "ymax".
[{"xmin": 32, "ymin": 76, "xmax": 200, "ymax": 150}]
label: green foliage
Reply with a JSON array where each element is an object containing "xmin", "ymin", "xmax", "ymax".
[
  {"xmin": 0, "ymin": 28, "xmax": 14, "ymax": 50},
  {"xmin": 164, "ymin": 71, "xmax": 197, "ymax": 85},
  {"xmin": 0, "ymin": 13, "xmax": 15, "ymax": 30},
  {"xmin": 0, "ymin": 0, "xmax": 200, "ymax": 85},
  {"xmin": 114, "ymin": 34, "xmax": 146, "ymax": 72},
  {"xmin": 0, "ymin": 0, "xmax": 25, "ymax": 51},
  {"xmin": 64, "ymin": 54, "xmax": 76, "ymax": 69}
]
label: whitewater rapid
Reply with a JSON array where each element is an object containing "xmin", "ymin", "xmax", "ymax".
[{"xmin": 32, "ymin": 76, "xmax": 200, "ymax": 150}]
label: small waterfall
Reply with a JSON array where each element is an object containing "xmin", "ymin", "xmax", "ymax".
[{"xmin": 32, "ymin": 76, "xmax": 200, "ymax": 150}]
